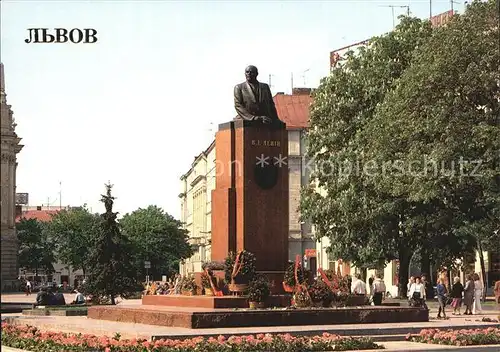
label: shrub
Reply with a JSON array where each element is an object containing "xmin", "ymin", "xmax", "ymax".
[
  {"xmin": 181, "ymin": 276, "xmax": 197, "ymax": 292},
  {"xmin": 406, "ymin": 327, "xmax": 500, "ymax": 346},
  {"xmin": 1, "ymin": 323, "xmax": 384, "ymax": 351},
  {"xmin": 248, "ymin": 275, "xmax": 271, "ymax": 303},
  {"xmin": 224, "ymin": 251, "xmax": 256, "ymax": 283},
  {"xmin": 309, "ymin": 280, "xmax": 334, "ymax": 305},
  {"xmin": 201, "ymin": 271, "xmax": 215, "ymax": 289},
  {"xmin": 283, "ymin": 261, "xmax": 307, "ymax": 287}
]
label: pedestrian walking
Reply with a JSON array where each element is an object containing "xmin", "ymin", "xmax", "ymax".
[
  {"xmin": 450, "ymin": 277, "xmax": 464, "ymax": 315},
  {"xmin": 494, "ymin": 280, "xmax": 500, "ymax": 321},
  {"xmin": 25, "ymin": 280, "xmax": 32, "ymax": 296},
  {"xmin": 371, "ymin": 274, "xmax": 386, "ymax": 306},
  {"xmin": 436, "ymin": 278, "xmax": 448, "ymax": 319},
  {"xmin": 409, "ymin": 277, "xmax": 427, "ymax": 308},
  {"xmin": 351, "ymin": 274, "xmax": 367, "ymax": 295},
  {"xmin": 463, "ymin": 274, "xmax": 475, "ymax": 315},
  {"xmin": 472, "ymin": 273, "xmax": 483, "ymax": 314}
]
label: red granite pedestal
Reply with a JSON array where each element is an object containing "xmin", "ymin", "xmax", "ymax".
[
  {"xmin": 87, "ymin": 305, "xmax": 429, "ymax": 329},
  {"xmin": 211, "ymin": 120, "xmax": 289, "ymax": 289},
  {"xmin": 141, "ymin": 294, "xmax": 291, "ymax": 309}
]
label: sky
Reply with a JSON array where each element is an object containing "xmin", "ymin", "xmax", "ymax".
[{"xmin": 1, "ymin": 0, "xmax": 463, "ymax": 219}]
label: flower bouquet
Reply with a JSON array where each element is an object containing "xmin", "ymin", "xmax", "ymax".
[{"xmin": 225, "ymin": 251, "xmax": 256, "ymax": 293}]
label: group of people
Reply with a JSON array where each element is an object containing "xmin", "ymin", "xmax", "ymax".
[
  {"xmin": 407, "ymin": 273, "xmax": 487, "ymax": 319},
  {"xmin": 35, "ymin": 287, "xmax": 86, "ymax": 306},
  {"xmin": 350, "ymin": 273, "xmax": 387, "ymax": 306},
  {"xmin": 407, "ymin": 275, "xmax": 434, "ymax": 308},
  {"xmin": 449, "ymin": 273, "xmax": 483, "ymax": 315}
]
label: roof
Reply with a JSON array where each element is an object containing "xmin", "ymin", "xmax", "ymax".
[
  {"xmin": 273, "ymin": 91, "xmax": 311, "ymax": 129},
  {"xmin": 16, "ymin": 210, "xmax": 60, "ymax": 223}
]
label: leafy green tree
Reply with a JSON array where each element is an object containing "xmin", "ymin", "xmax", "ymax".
[
  {"xmin": 301, "ymin": 16, "xmax": 433, "ymax": 296},
  {"xmin": 365, "ymin": 0, "xmax": 499, "ymax": 284},
  {"xmin": 17, "ymin": 218, "xmax": 55, "ymax": 278},
  {"xmin": 120, "ymin": 205, "xmax": 193, "ymax": 280},
  {"xmin": 43, "ymin": 206, "xmax": 100, "ymax": 276},
  {"xmin": 82, "ymin": 184, "xmax": 141, "ymax": 305}
]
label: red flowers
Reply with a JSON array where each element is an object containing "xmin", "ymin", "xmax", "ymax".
[
  {"xmin": 406, "ymin": 327, "xmax": 500, "ymax": 346},
  {"xmin": 1, "ymin": 322, "xmax": 382, "ymax": 351}
]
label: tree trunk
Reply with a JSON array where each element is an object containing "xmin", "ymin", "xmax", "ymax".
[
  {"xmin": 111, "ymin": 295, "xmax": 116, "ymax": 305},
  {"xmin": 398, "ymin": 249, "xmax": 410, "ymax": 298},
  {"xmin": 397, "ymin": 206, "xmax": 410, "ymax": 298},
  {"xmin": 477, "ymin": 240, "xmax": 487, "ymax": 301},
  {"xmin": 420, "ymin": 250, "xmax": 431, "ymax": 279},
  {"xmin": 420, "ymin": 213, "xmax": 431, "ymax": 280}
]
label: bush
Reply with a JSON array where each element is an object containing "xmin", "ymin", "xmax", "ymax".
[
  {"xmin": 283, "ymin": 261, "xmax": 307, "ymax": 287},
  {"xmin": 181, "ymin": 276, "xmax": 197, "ymax": 292},
  {"xmin": 201, "ymin": 271, "xmax": 216, "ymax": 289},
  {"xmin": 406, "ymin": 328, "xmax": 500, "ymax": 346},
  {"xmin": 1, "ymin": 323, "xmax": 383, "ymax": 351},
  {"xmin": 248, "ymin": 275, "xmax": 271, "ymax": 303},
  {"xmin": 224, "ymin": 251, "xmax": 256, "ymax": 284},
  {"xmin": 309, "ymin": 280, "xmax": 334, "ymax": 305}
]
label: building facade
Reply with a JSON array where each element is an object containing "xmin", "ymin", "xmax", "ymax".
[
  {"xmin": 1, "ymin": 63, "xmax": 24, "ymax": 291},
  {"xmin": 179, "ymin": 89, "xmax": 315, "ymax": 275}
]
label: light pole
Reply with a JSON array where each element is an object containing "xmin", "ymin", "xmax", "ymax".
[
  {"xmin": 301, "ymin": 69, "xmax": 310, "ymax": 86},
  {"xmin": 380, "ymin": 5, "xmax": 411, "ymax": 28}
]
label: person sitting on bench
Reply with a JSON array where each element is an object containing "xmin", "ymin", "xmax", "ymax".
[{"xmin": 72, "ymin": 289, "xmax": 85, "ymax": 304}]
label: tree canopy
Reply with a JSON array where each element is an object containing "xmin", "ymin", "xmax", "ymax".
[
  {"xmin": 43, "ymin": 206, "xmax": 100, "ymax": 276},
  {"xmin": 82, "ymin": 184, "xmax": 141, "ymax": 304},
  {"xmin": 301, "ymin": 16, "xmax": 434, "ymax": 292},
  {"xmin": 17, "ymin": 218, "xmax": 55, "ymax": 277},
  {"xmin": 120, "ymin": 205, "xmax": 193, "ymax": 280},
  {"xmin": 301, "ymin": 0, "xmax": 499, "ymax": 295},
  {"xmin": 365, "ymin": 0, "xmax": 499, "ymax": 276}
]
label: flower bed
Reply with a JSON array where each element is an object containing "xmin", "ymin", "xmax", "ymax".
[
  {"xmin": 1, "ymin": 323, "xmax": 383, "ymax": 351},
  {"xmin": 406, "ymin": 327, "xmax": 500, "ymax": 346}
]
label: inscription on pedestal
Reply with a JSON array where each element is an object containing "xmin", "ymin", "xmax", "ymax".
[{"xmin": 251, "ymin": 139, "xmax": 281, "ymax": 147}]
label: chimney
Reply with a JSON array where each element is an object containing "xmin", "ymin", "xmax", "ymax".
[{"xmin": 292, "ymin": 88, "xmax": 312, "ymax": 95}]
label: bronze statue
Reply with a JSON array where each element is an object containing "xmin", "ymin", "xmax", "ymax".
[{"xmin": 234, "ymin": 65, "xmax": 281, "ymax": 124}]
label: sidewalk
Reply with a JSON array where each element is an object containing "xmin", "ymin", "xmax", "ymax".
[{"xmin": 2, "ymin": 309, "xmax": 498, "ymax": 341}]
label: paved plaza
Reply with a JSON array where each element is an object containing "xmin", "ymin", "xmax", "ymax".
[{"xmin": 2, "ymin": 293, "xmax": 499, "ymax": 351}]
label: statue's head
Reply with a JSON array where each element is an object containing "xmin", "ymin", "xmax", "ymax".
[{"xmin": 245, "ymin": 65, "xmax": 258, "ymax": 83}]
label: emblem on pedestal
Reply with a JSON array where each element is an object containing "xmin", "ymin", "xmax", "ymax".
[{"xmin": 254, "ymin": 162, "xmax": 279, "ymax": 189}]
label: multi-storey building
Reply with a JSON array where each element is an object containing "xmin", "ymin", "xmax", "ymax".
[{"xmin": 179, "ymin": 88, "xmax": 315, "ymax": 275}]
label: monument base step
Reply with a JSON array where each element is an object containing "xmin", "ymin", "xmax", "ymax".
[
  {"xmin": 141, "ymin": 294, "xmax": 291, "ymax": 308},
  {"xmin": 88, "ymin": 304, "xmax": 429, "ymax": 329}
]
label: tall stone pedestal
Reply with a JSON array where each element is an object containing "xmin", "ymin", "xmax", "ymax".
[{"xmin": 211, "ymin": 120, "xmax": 289, "ymax": 274}]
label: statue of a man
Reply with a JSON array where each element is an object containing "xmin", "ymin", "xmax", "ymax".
[{"xmin": 234, "ymin": 65, "xmax": 281, "ymax": 124}]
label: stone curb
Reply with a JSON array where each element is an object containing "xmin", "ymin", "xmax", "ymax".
[
  {"xmin": 1, "ymin": 347, "xmax": 30, "ymax": 352},
  {"xmin": 150, "ymin": 323, "xmax": 500, "ymax": 340}
]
